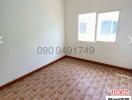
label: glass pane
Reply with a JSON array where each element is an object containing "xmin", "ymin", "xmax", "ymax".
[
  {"xmin": 96, "ymin": 11, "xmax": 120, "ymax": 42},
  {"xmin": 112, "ymin": 21, "xmax": 118, "ymax": 33},
  {"xmin": 78, "ymin": 13, "xmax": 96, "ymax": 42},
  {"xmin": 80, "ymin": 23, "xmax": 87, "ymax": 33},
  {"xmin": 101, "ymin": 21, "xmax": 112, "ymax": 34}
]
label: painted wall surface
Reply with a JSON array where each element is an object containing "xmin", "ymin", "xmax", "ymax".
[
  {"xmin": 65, "ymin": 0, "xmax": 132, "ymax": 69},
  {"xmin": 0, "ymin": 0, "xmax": 65, "ymax": 86}
]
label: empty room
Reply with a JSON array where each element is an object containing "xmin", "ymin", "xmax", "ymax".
[{"xmin": 0, "ymin": 0, "xmax": 132, "ymax": 100}]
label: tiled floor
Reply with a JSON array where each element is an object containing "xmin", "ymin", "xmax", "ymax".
[{"xmin": 0, "ymin": 57, "xmax": 132, "ymax": 100}]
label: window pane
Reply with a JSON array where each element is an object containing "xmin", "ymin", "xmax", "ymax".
[
  {"xmin": 80, "ymin": 23, "xmax": 87, "ymax": 33},
  {"xmin": 101, "ymin": 21, "xmax": 112, "ymax": 34},
  {"xmin": 96, "ymin": 11, "xmax": 120, "ymax": 42},
  {"xmin": 112, "ymin": 21, "xmax": 118, "ymax": 33},
  {"xmin": 78, "ymin": 13, "xmax": 96, "ymax": 42}
]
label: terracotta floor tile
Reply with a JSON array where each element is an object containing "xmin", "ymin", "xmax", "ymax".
[{"xmin": 0, "ymin": 58, "xmax": 132, "ymax": 100}]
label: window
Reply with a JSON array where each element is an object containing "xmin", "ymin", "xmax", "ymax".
[
  {"xmin": 78, "ymin": 11, "xmax": 120, "ymax": 42},
  {"xmin": 96, "ymin": 11, "xmax": 120, "ymax": 42},
  {"xmin": 78, "ymin": 13, "xmax": 96, "ymax": 42}
]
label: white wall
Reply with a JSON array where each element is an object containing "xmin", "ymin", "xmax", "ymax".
[
  {"xmin": 0, "ymin": 0, "xmax": 65, "ymax": 86},
  {"xmin": 65, "ymin": 0, "xmax": 132, "ymax": 69}
]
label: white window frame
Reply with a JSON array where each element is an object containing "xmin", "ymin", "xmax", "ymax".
[{"xmin": 78, "ymin": 10, "xmax": 121, "ymax": 43}]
